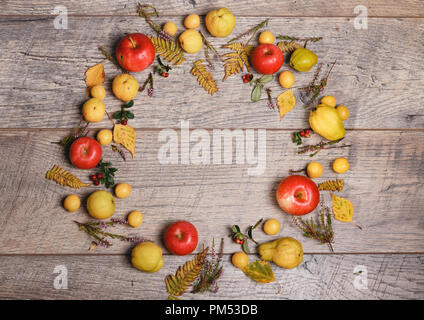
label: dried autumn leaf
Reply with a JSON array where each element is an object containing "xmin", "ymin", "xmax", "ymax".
[
  {"xmin": 277, "ymin": 41, "xmax": 302, "ymax": 53},
  {"xmin": 45, "ymin": 165, "xmax": 91, "ymax": 189},
  {"xmin": 221, "ymin": 43, "xmax": 252, "ymax": 81},
  {"xmin": 331, "ymin": 193, "xmax": 353, "ymax": 222},
  {"xmin": 165, "ymin": 248, "xmax": 208, "ymax": 300},
  {"xmin": 277, "ymin": 89, "xmax": 296, "ymax": 119},
  {"xmin": 242, "ymin": 261, "xmax": 275, "ymax": 284},
  {"xmin": 149, "ymin": 37, "xmax": 185, "ymax": 65},
  {"xmin": 85, "ymin": 62, "xmax": 105, "ymax": 87},
  {"xmin": 191, "ymin": 60, "xmax": 219, "ymax": 96},
  {"xmin": 318, "ymin": 179, "xmax": 344, "ymax": 192},
  {"xmin": 113, "ymin": 124, "xmax": 136, "ymax": 159}
]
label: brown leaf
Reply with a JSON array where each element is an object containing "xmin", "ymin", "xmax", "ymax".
[{"xmin": 85, "ymin": 63, "xmax": 105, "ymax": 87}]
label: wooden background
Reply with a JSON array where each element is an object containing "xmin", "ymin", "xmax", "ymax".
[{"xmin": 0, "ymin": 0, "xmax": 423, "ymax": 300}]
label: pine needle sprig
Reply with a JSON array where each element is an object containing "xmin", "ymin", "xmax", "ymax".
[
  {"xmin": 300, "ymin": 61, "xmax": 336, "ymax": 108},
  {"xmin": 200, "ymin": 30, "xmax": 222, "ymax": 69},
  {"xmin": 57, "ymin": 118, "xmax": 89, "ymax": 148},
  {"xmin": 192, "ymin": 238, "xmax": 224, "ymax": 294},
  {"xmin": 226, "ymin": 19, "xmax": 269, "ymax": 44},
  {"xmin": 98, "ymin": 45, "xmax": 126, "ymax": 72},
  {"xmin": 75, "ymin": 220, "xmax": 146, "ymax": 249},
  {"xmin": 318, "ymin": 179, "xmax": 344, "ymax": 192},
  {"xmin": 45, "ymin": 165, "xmax": 91, "ymax": 189},
  {"xmin": 165, "ymin": 247, "xmax": 209, "ymax": 300},
  {"xmin": 292, "ymin": 202, "xmax": 334, "ymax": 252},
  {"xmin": 297, "ymin": 138, "xmax": 351, "ymax": 157},
  {"xmin": 137, "ymin": 3, "xmax": 162, "ymax": 35}
]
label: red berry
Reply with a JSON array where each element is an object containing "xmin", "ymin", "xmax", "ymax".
[
  {"xmin": 90, "ymin": 175, "xmax": 97, "ymax": 181},
  {"xmin": 300, "ymin": 131, "xmax": 305, "ymax": 137},
  {"xmin": 243, "ymin": 78, "xmax": 249, "ymax": 83},
  {"xmin": 121, "ymin": 120, "xmax": 127, "ymax": 125},
  {"xmin": 164, "ymin": 72, "xmax": 169, "ymax": 78},
  {"xmin": 93, "ymin": 180, "xmax": 100, "ymax": 186},
  {"xmin": 305, "ymin": 129, "xmax": 310, "ymax": 134},
  {"xmin": 96, "ymin": 173, "xmax": 103, "ymax": 179}
]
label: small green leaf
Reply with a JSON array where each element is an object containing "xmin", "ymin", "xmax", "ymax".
[
  {"xmin": 232, "ymin": 225, "xmax": 240, "ymax": 233},
  {"xmin": 251, "ymin": 84, "xmax": 263, "ymax": 102},
  {"xmin": 242, "ymin": 240, "xmax": 250, "ymax": 254},
  {"xmin": 124, "ymin": 100, "xmax": 134, "ymax": 108},
  {"xmin": 258, "ymin": 75, "xmax": 273, "ymax": 84},
  {"xmin": 126, "ymin": 111, "xmax": 135, "ymax": 119},
  {"xmin": 113, "ymin": 111, "xmax": 123, "ymax": 119}
]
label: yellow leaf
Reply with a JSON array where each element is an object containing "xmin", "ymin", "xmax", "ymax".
[
  {"xmin": 85, "ymin": 63, "xmax": 105, "ymax": 87},
  {"xmin": 221, "ymin": 42, "xmax": 251, "ymax": 81},
  {"xmin": 331, "ymin": 194, "xmax": 354, "ymax": 222},
  {"xmin": 191, "ymin": 60, "xmax": 219, "ymax": 96},
  {"xmin": 45, "ymin": 165, "xmax": 91, "ymax": 189},
  {"xmin": 113, "ymin": 124, "xmax": 136, "ymax": 159},
  {"xmin": 242, "ymin": 261, "xmax": 275, "ymax": 284},
  {"xmin": 277, "ymin": 89, "xmax": 296, "ymax": 119}
]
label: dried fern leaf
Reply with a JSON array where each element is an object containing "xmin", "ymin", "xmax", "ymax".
[
  {"xmin": 277, "ymin": 41, "xmax": 303, "ymax": 53},
  {"xmin": 46, "ymin": 165, "xmax": 91, "ymax": 189},
  {"xmin": 221, "ymin": 43, "xmax": 252, "ymax": 81},
  {"xmin": 165, "ymin": 247, "xmax": 208, "ymax": 300},
  {"xmin": 318, "ymin": 179, "xmax": 344, "ymax": 192},
  {"xmin": 191, "ymin": 60, "xmax": 219, "ymax": 96},
  {"xmin": 149, "ymin": 37, "xmax": 185, "ymax": 65}
]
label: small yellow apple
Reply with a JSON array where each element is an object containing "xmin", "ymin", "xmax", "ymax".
[
  {"xmin": 82, "ymin": 98, "xmax": 105, "ymax": 122},
  {"xmin": 205, "ymin": 7, "xmax": 236, "ymax": 37},
  {"xmin": 112, "ymin": 74, "xmax": 139, "ymax": 102},
  {"xmin": 131, "ymin": 242, "xmax": 164, "ymax": 273},
  {"xmin": 179, "ymin": 29, "xmax": 203, "ymax": 53},
  {"xmin": 86, "ymin": 190, "xmax": 115, "ymax": 220}
]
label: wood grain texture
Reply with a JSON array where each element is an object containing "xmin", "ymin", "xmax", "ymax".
[
  {"xmin": 1, "ymin": 0, "xmax": 423, "ymax": 17},
  {"xmin": 0, "ymin": 254, "xmax": 423, "ymax": 300},
  {"xmin": 0, "ymin": 16, "xmax": 423, "ymax": 129},
  {"xmin": 0, "ymin": 129, "xmax": 423, "ymax": 254}
]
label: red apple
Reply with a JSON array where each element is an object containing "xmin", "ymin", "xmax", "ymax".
[
  {"xmin": 69, "ymin": 137, "xmax": 102, "ymax": 170},
  {"xmin": 251, "ymin": 43, "xmax": 284, "ymax": 75},
  {"xmin": 116, "ymin": 33, "xmax": 155, "ymax": 72},
  {"xmin": 276, "ymin": 175, "xmax": 319, "ymax": 216},
  {"xmin": 164, "ymin": 221, "xmax": 198, "ymax": 256}
]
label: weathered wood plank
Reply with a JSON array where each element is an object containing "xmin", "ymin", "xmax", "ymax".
[
  {"xmin": 0, "ymin": 254, "xmax": 422, "ymax": 299},
  {"xmin": 1, "ymin": 0, "xmax": 423, "ymax": 17},
  {"xmin": 0, "ymin": 129, "xmax": 423, "ymax": 254},
  {"xmin": 0, "ymin": 17, "xmax": 423, "ymax": 129}
]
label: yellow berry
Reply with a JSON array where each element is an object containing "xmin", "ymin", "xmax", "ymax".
[
  {"xmin": 115, "ymin": 183, "xmax": 132, "ymax": 199},
  {"xmin": 333, "ymin": 157, "xmax": 350, "ymax": 173},
  {"xmin": 307, "ymin": 161, "xmax": 323, "ymax": 178},
  {"xmin": 279, "ymin": 70, "xmax": 295, "ymax": 88},
  {"xmin": 63, "ymin": 194, "xmax": 81, "ymax": 212},
  {"xmin": 321, "ymin": 95, "xmax": 337, "ymax": 107},
  {"xmin": 128, "ymin": 211, "xmax": 143, "ymax": 228},
  {"xmin": 259, "ymin": 30, "xmax": 274, "ymax": 44},
  {"xmin": 163, "ymin": 21, "xmax": 178, "ymax": 36},
  {"xmin": 184, "ymin": 14, "xmax": 201, "ymax": 29},
  {"xmin": 263, "ymin": 218, "xmax": 281, "ymax": 235},
  {"xmin": 336, "ymin": 105, "xmax": 350, "ymax": 120},
  {"xmin": 90, "ymin": 85, "xmax": 106, "ymax": 100},
  {"xmin": 96, "ymin": 129, "xmax": 113, "ymax": 146},
  {"xmin": 232, "ymin": 251, "xmax": 249, "ymax": 269}
]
